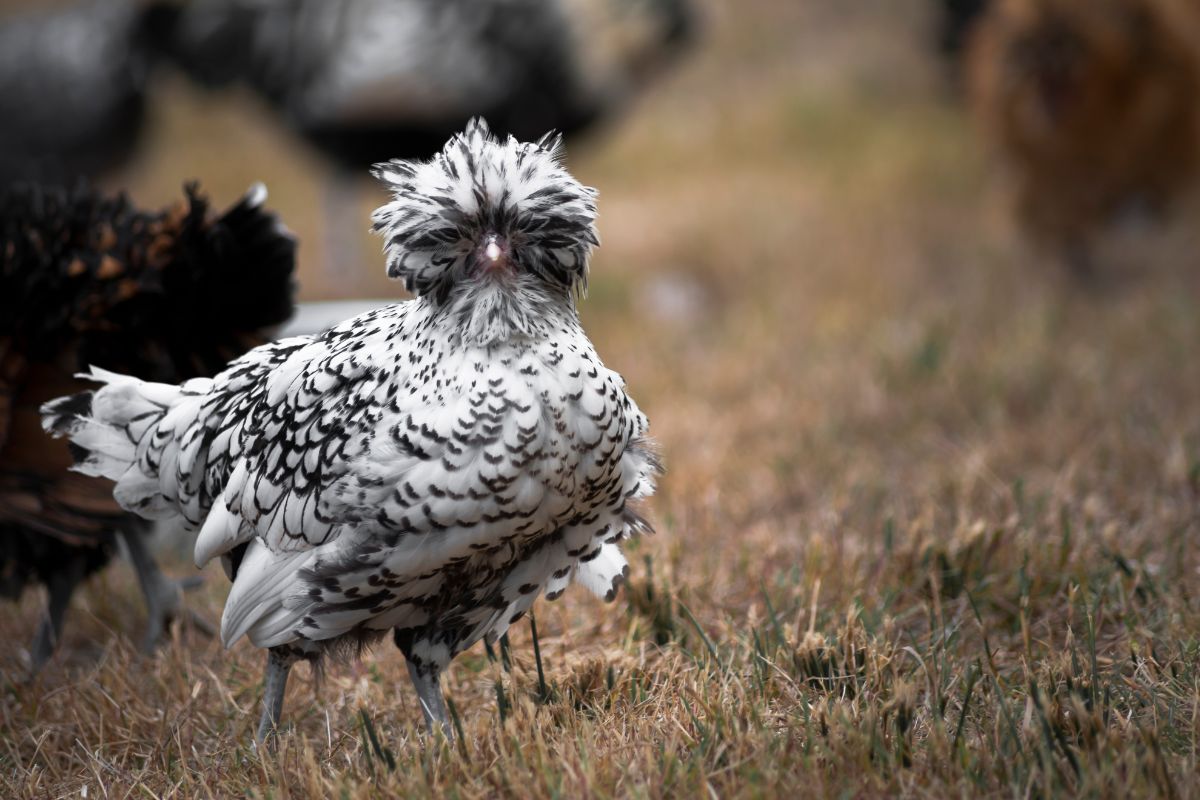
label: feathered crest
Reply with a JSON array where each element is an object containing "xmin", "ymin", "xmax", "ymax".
[{"xmin": 370, "ymin": 118, "xmax": 599, "ymax": 303}]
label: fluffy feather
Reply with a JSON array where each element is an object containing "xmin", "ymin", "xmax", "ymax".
[{"xmin": 371, "ymin": 119, "xmax": 598, "ymax": 304}]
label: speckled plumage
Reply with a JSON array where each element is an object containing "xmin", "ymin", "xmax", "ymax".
[{"xmin": 43, "ymin": 119, "xmax": 659, "ymax": 738}]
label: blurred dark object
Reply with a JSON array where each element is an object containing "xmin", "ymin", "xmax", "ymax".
[
  {"xmin": 146, "ymin": 0, "xmax": 695, "ymax": 166},
  {"xmin": 968, "ymin": 0, "xmax": 1200, "ymax": 277},
  {"xmin": 0, "ymin": 181, "xmax": 296, "ymax": 670},
  {"xmin": 0, "ymin": 0, "xmax": 157, "ymax": 185},
  {"xmin": 937, "ymin": 0, "xmax": 991, "ymax": 60}
]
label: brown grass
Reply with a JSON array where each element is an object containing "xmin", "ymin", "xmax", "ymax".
[{"xmin": 3, "ymin": 1, "xmax": 1200, "ymax": 797}]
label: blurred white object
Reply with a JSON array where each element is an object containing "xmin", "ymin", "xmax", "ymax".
[{"xmin": 278, "ymin": 299, "xmax": 393, "ymax": 337}]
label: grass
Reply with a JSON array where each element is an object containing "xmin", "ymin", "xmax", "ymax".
[{"xmin": 4, "ymin": 0, "xmax": 1200, "ymax": 796}]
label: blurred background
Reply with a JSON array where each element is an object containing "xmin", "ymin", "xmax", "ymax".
[
  {"xmin": 0, "ymin": 0, "xmax": 699, "ymax": 301},
  {"xmin": 5, "ymin": 0, "xmax": 1200, "ymax": 298}
]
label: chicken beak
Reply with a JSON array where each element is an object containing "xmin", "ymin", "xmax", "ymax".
[{"xmin": 479, "ymin": 234, "xmax": 510, "ymax": 275}]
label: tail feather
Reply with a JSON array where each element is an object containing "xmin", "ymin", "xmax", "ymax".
[
  {"xmin": 40, "ymin": 390, "xmax": 95, "ymax": 439},
  {"xmin": 2, "ymin": 181, "xmax": 295, "ymax": 380},
  {"xmin": 220, "ymin": 543, "xmax": 317, "ymax": 648},
  {"xmin": 164, "ymin": 182, "xmax": 296, "ymax": 377},
  {"xmin": 194, "ymin": 182, "xmax": 297, "ymax": 335},
  {"xmin": 41, "ymin": 368, "xmax": 186, "ymax": 520}
]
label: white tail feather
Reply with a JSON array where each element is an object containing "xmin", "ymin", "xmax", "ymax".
[{"xmin": 42, "ymin": 366, "xmax": 188, "ymax": 520}]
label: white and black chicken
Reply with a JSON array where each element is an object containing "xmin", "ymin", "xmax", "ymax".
[{"xmin": 43, "ymin": 120, "xmax": 660, "ymax": 742}]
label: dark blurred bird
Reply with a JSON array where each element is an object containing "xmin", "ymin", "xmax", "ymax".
[
  {"xmin": 146, "ymin": 0, "xmax": 693, "ymax": 283},
  {"xmin": 148, "ymin": 0, "xmax": 694, "ymax": 166},
  {"xmin": 967, "ymin": 0, "xmax": 1200, "ymax": 276},
  {"xmin": 1, "ymin": 181, "xmax": 296, "ymax": 669},
  {"xmin": 936, "ymin": 0, "xmax": 991, "ymax": 63},
  {"xmin": 44, "ymin": 120, "xmax": 660, "ymax": 743},
  {"xmin": 0, "ymin": 0, "xmax": 158, "ymax": 186}
]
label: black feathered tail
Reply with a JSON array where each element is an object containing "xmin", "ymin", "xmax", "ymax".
[
  {"xmin": 158, "ymin": 182, "xmax": 297, "ymax": 377},
  {"xmin": 22, "ymin": 180, "xmax": 298, "ymax": 519},
  {"xmin": 0, "ymin": 180, "xmax": 297, "ymax": 382}
]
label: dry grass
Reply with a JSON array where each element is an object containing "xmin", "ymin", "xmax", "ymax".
[{"xmin": 4, "ymin": 1, "xmax": 1200, "ymax": 797}]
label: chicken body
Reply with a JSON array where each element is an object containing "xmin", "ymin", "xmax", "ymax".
[
  {"xmin": 44, "ymin": 120, "xmax": 660, "ymax": 743},
  {"xmin": 1, "ymin": 182, "xmax": 295, "ymax": 668}
]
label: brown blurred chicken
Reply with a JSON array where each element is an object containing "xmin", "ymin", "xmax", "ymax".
[
  {"xmin": 0, "ymin": 182, "xmax": 295, "ymax": 670},
  {"xmin": 937, "ymin": 0, "xmax": 992, "ymax": 64},
  {"xmin": 967, "ymin": 0, "xmax": 1200, "ymax": 275}
]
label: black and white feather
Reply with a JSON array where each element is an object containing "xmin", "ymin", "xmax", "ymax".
[{"xmin": 42, "ymin": 119, "xmax": 660, "ymax": 738}]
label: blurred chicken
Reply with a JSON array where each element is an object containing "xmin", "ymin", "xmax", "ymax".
[
  {"xmin": 147, "ymin": 0, "xmax": 694, "ymax": 165},
  {"xmin": 937, "ymin": 0, "xmax": 991, "ymax": 63},
  {"xmin": 145, "ymin": 0, "xmax": 693, "ymax": 286},
  {"xmin": 968, "ymin": 0, "xmax": 1200, "ymax": 276},
  {"xmin": 0, "ymin": 0, "xmax": 158, "ymax": 186},
  {"xmin": 0, "ymin": 182, "xmax": 296, "ymax": 669}
]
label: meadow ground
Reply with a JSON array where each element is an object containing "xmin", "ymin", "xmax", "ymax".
[{"xmin": 4, "ymin": 1, "xmax": 1200, "ymax": 797}]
